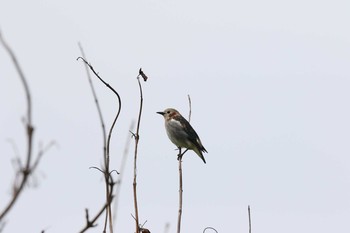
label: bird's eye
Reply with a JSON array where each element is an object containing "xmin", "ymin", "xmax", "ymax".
[{"xmin": 167, "ymin": 111, "xmax": 170, "ymax": 114}]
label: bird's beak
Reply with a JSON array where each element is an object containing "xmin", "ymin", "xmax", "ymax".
[{"xmin": 156, "ymin": 111, "xmax": 165, "ymax": 115}]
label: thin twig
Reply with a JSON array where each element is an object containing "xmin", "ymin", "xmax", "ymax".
[
  {"xmin": 187, "ymin": 94, "xmax": 192, "ymax": 122},
  {"xmin": 176, "ymin": 148, "xmax": 189, "ymax": 233},
  {"xmin": 177, "ymin": 153, "xmax": 183, "ymax": 233},
  {"xmin": 132, "ymin": 68, "xmax": 148, "ymax": 232},
  {"xmin": 139, "ymin": 220, "xmax": 150, "ymax": 232},
  {"xmin": 248, "ymin": 205, "xmax": 252, "ymax": 233},
  {"xmin": 0, "ymin": 31, "xmax": 34, "ymax": 222},
  {"xmin": 77, "ymin": 55, "xmax": 122, "ymax": 233},
  {"xmin": 77, "ymin": 44, "xmax": 111, "ymax": 232},
  {"xmin": 77, "ymin": 57, "xmax": 122, "ymax": 157},
  {"xmin": 78, "ymin": 169, "xmax": 116, "ymax": 233},
  {"xmin": 79, "ymin": 195, "xmax": 114, "ymax": 233},
  {"xmin": 84, "ymin": 208, "xmax": 97, "ymax": 229},
  {"xmin": 78, "ymin": 43, "xmax": 107, "ymax": 159}
]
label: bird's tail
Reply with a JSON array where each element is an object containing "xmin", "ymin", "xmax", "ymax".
[{"xmin": 194, "ymin": 147, "xmax": 207, "ymax": 164}]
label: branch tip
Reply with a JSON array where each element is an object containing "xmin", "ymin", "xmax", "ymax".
[{"xmin": 138, "ymin": 68, "xmax": 148, "ymax": 82}]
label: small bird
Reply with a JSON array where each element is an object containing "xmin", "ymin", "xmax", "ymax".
[{"xmin": 157, "ymin": 108, "xmax": 207, "ymax": 163}]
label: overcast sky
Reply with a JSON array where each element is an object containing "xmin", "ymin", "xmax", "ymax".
[{"xmin": 1, "ymin": 0, "xmax": 350, "ymax": 232}]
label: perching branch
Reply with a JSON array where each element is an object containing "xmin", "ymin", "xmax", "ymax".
[
  {"xmin": 0, "ymin": 31, "xmax": 50, "ymax": 223},
  {"xmin": 176, "ymin": 95, "xmax": 192, "ymax": 233},
  {"xmin": 131, "ymin": 68, "xmax": 148, "ymax": 232},
  {"xmin": 77, "ymin": 54, "xmax": 122, "ymax": 233},
  {"xmin": 177, "ymin": 149, "xmax": 184, "ymax": 233}
]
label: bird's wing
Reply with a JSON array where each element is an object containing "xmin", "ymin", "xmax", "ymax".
[{"xmin": 174, "ymin": 115, "xmax": 207, "ymax": 152}]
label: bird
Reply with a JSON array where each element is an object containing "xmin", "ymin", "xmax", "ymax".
[{"xmin": 157, "ymin": 108, "xmax": 207, "ymax": 163}]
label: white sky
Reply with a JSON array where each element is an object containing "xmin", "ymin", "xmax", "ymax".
[{"xmin": 1, "ymin": 0, "xmax": 350, "ymax": 232}]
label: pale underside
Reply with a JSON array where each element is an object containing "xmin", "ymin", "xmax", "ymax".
[{"xmin": 165, "ymin": 118, "xmax": 202, "ymax": 153}]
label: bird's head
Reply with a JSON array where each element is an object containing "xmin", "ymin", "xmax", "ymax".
[{"xmin": 157, "ymin": 108, "xmax": 180, "ymax": 121}]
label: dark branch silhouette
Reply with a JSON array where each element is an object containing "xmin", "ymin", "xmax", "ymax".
[
  {"xmin": 78, "ymin": 43, "xmax": 107, "ymax": 158},
  {"xmin": 131, "ymin": 68, "xmax": 148, "ymax": 232},
  {"xmin": 0, "ymin": 31, "xmax": 50, "ymax": 223},
  {"xmin": 78, "ymin": 168, "xmax": 116, "ymax": 233},
  {"xmin": 78, "ymin": 194, "xmax": 115, "ymax": 233},
  {"xmin": 78, "ymin": 45, "xmax": 111, "ymax": 232},
  {"xmin": 77, "ymin": 53, "xmax": 122, "ymax": 233},
  {"xmin": 248, "ymin": 205, "xmax": 252, "ymax": 233}
]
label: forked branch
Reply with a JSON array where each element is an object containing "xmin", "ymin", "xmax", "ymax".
[
  {"xmin": 77, "ymin": 54, "xmax": 122, "ymax": 233},
  {"xmin": 0, "ymin": 31, "xmax": 50, "ymax": 223}
]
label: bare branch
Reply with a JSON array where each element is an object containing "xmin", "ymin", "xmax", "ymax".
[
  {"xmin": 248, "ymin": 205, "xmax": 252, "ymax": 233},
  {"xmin": 187, "ymin": 94, "xmax": 192, "ymax": 122},
  {"xmin": 0, "ymin": 32, "xmax": 32, "ymax": 126},
  {"xmin": 176, "ymin": 95, "xmax": 192, "ymax": 233},
  {"xmin": 132, "ymin": 69, "xmax": 148, "ymax": 232},
  {"xmin": 78, "ymin": 170, "xmax": 116, "ymax": 233},
  {"xmin": 78, "ymin": 43, "xmax": 107, "ymax": 162},
  {"xmin": 78, "ymin": 45, "xmax": 111, "ymax": 232},
  {"xmin": 84, "ymin": 208, "xmax": 97, "ymax": 229},
  {"xmin": 79, "ymin": 204, "xmax": 107, "ymax": 233},
  {"xmin": 77, "ymin": 53, "xmax": 122, "ymax": 233},
  {"xmin": 139, "ymin": 68, "xmax": 148, "ymax": 82},
  {"xmin": 77, "ymin": 56, "xmax": 122, "ymax": 164},
  {"xmin": 89, "ymin": 166, "xmax": 105, "ymax": 174},
  {"xmin": 0, "ymin": 31, "xmax": 49, "ymax": 223},
  {"xmin": 177, "ymin": 154, "xmax": 183, "ymax": 233}
]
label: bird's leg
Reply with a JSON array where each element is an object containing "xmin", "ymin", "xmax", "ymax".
[
  {"xmin": 177, "ymin": 147, "xmax": 182, "ymax": 161},
  {"xmin": 177, "ymin": 148, "xmax": 189, "ymax": 161},
  {"xmin": 182, "ymin": 148, "xmax": 188, "ymax": 155}
]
